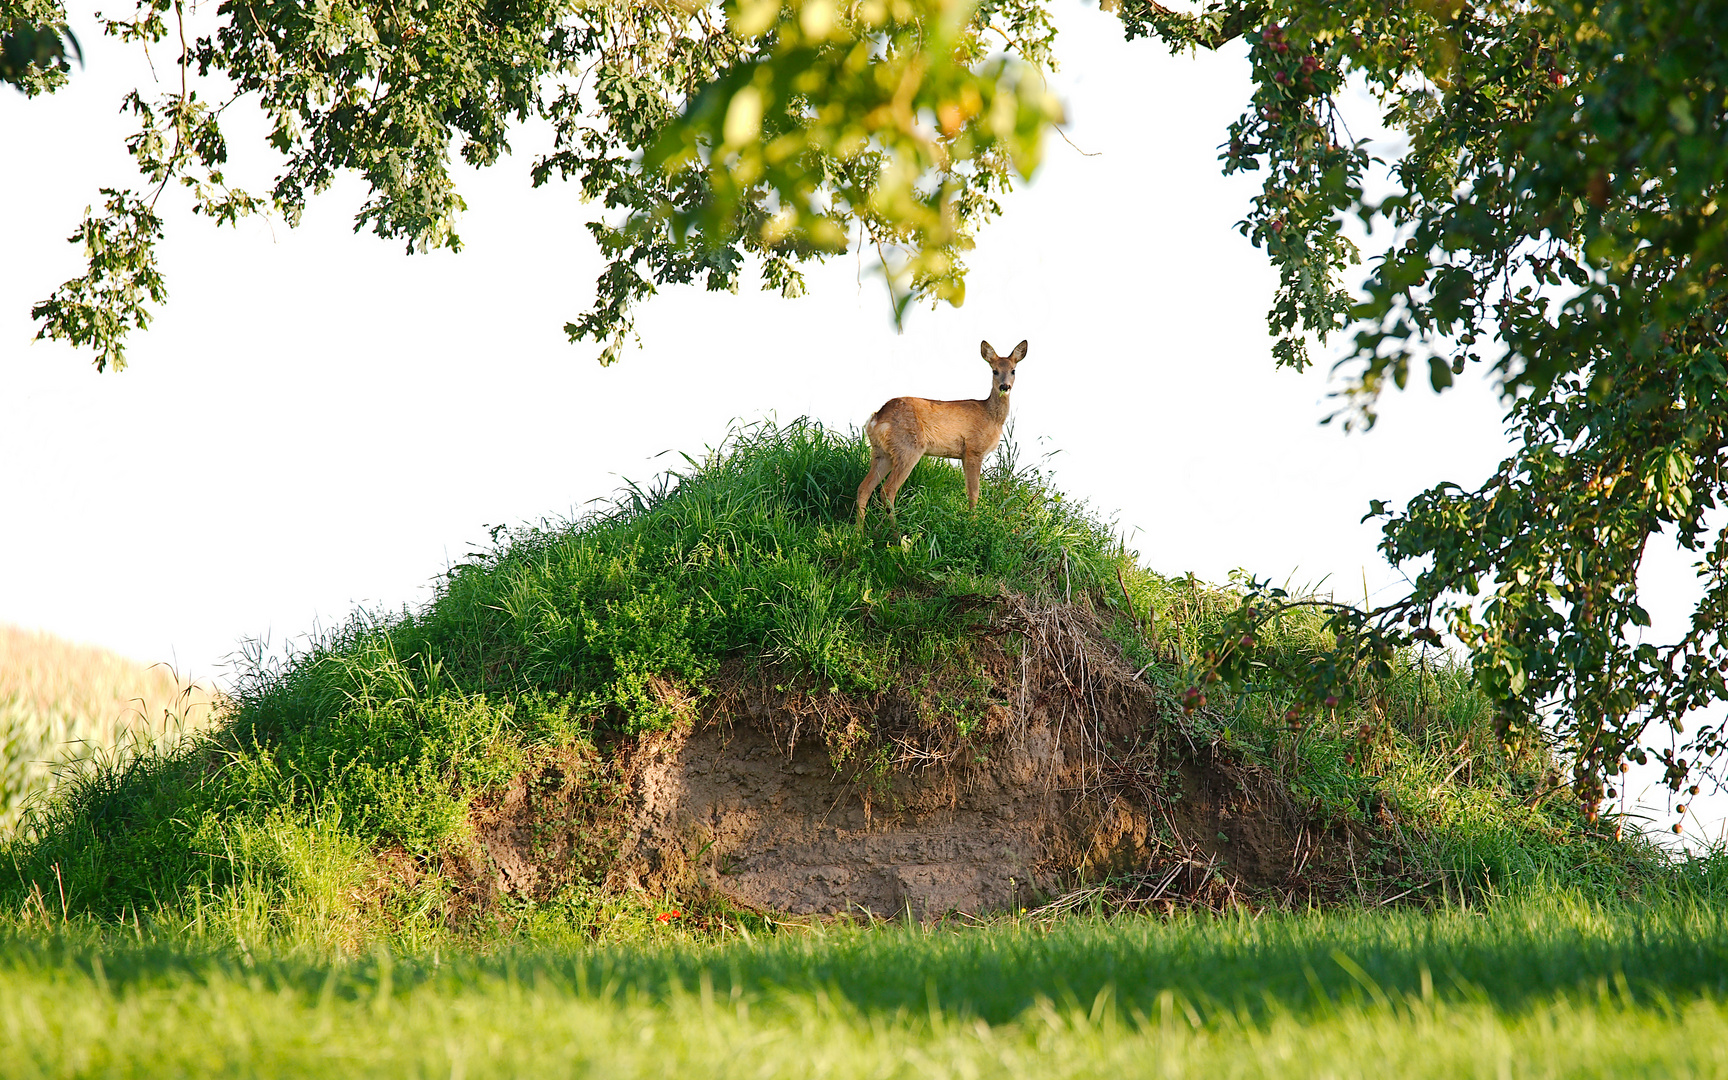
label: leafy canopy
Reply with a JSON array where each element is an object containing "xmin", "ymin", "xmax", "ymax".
[
  {"xmin": 11, "ymin": 0, "xmax": 1058, "ymax": 369},
  {"xmin": 1, "ymin": 0, "xmax": 78, "ymax": 95},
  {"xmin": 1124, "ymin": 0, "xmax": 1728, "ymax": 815},
  {"xmin": 12, "ymin": 0, "xmax": 1728, "ymax": 808}
]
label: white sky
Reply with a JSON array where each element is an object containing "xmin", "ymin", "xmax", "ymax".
[{"xmin": 1, "ymin": 1, "xmax": 1715, "ymax": 841}]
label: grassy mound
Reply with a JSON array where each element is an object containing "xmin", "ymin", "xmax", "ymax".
[{"xmin": 0, "ymin": 420, "xmax": 1669, "ymax": 940}]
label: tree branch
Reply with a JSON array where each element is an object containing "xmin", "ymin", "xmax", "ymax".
[{"xmin": 1114, "ymin": 0, "xmax": 1269, "ymax": 51}]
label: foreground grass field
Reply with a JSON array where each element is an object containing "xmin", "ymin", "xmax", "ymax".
[{"xmin": 6, "ymin": 891, "xmax": 1728, "ymax": 1078}]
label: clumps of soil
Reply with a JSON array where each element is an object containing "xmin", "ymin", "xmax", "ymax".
[
  {"xmin": 434, "ymin": 598, "xmax": 1397, "ymax": 921},
  {"xmin": 442, "ymin": 742, "xmax": 626, "ymax": 919}
]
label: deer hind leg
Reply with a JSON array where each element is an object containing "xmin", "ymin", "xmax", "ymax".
[
  {"xmin": 879, "ymin": 448, "xmax": 921, "ymax": 525},
  {"xmin": 856, "ymin": 449, "xmax": 892, "ymax": 527}
]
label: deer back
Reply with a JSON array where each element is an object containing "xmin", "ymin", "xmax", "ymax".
[{"xmin": 869, "ymin": 396, "xmax": 1003, "ymax": 461}]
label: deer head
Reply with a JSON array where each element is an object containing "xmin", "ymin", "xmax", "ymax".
[{"xmin": 981, "ymin": 339, "xmax": 1028, "ymax": 396}]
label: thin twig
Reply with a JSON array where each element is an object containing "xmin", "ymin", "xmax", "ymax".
[
  {"xmin": 1375, "ymin": 880, "xmax": 1438, "ymax": 908},
  {"xmin": 1430, "ymin": 756, "xmax": 1473, "ymax": 795},
  {"xmin": 1519, "ymin": 780, "xmax": 1569, "ymax": 808},
  {"xmin": 1053, "ymin": 123, "xmax": 1101, "ymax": 157}
]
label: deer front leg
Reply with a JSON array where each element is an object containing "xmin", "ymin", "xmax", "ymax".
[{"xmin": 963, "ymin": 447, "xmax": 984, "ymax": 509}]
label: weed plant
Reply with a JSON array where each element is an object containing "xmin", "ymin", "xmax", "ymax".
[{"xmin": 0, "ymin": 420, "xmax": 1673, "ymax": 936}]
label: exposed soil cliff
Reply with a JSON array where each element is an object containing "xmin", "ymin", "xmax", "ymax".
[{"xmin": 440, "ymin": 602, "xmax": 1383, "ymax": 919}]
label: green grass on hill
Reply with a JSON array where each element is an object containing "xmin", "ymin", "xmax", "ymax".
[
  {"xmin": 0, "ymin": 419, "xmax": 1677, "ymax": 939},
  {"xmin": 6, "ymin": 890, "xmax": 1728, "ymax": 1078}
]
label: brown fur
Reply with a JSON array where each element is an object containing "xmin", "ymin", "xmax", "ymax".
[{"xmin": 857, "ymin": 339, "xmax": 1028, "ymax": 527}]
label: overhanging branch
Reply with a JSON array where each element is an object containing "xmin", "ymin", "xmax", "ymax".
[{"xmin": 1113, "ymin": 0, "xmax": 1269, "ymax": 50}]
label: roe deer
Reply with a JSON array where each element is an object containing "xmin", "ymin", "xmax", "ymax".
[{"xmin": 856, "ymin": 339, "xmax": 1028, "ymax": 528}]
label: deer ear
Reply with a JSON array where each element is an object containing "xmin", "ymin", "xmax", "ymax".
[
  {"xmin": 980, "ymin": 340, "xmax": 997, "ymax": 361},
  {"xmin": 1009, "ymin": 340, "xmax": 1028, "ymax": 363}
]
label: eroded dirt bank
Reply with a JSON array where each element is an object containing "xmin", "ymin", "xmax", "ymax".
[
  {"xmin": 439, "ymin": 603, "xmax": 1382, "ymax": 919},
  {"xmin": 610, "ymin": 719, "xmax": 1150, "ymax": 916}
]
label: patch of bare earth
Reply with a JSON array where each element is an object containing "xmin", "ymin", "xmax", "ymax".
[{"xmin": 437, "ymin": 601, "xmax": 1393, "ymax": 920}]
